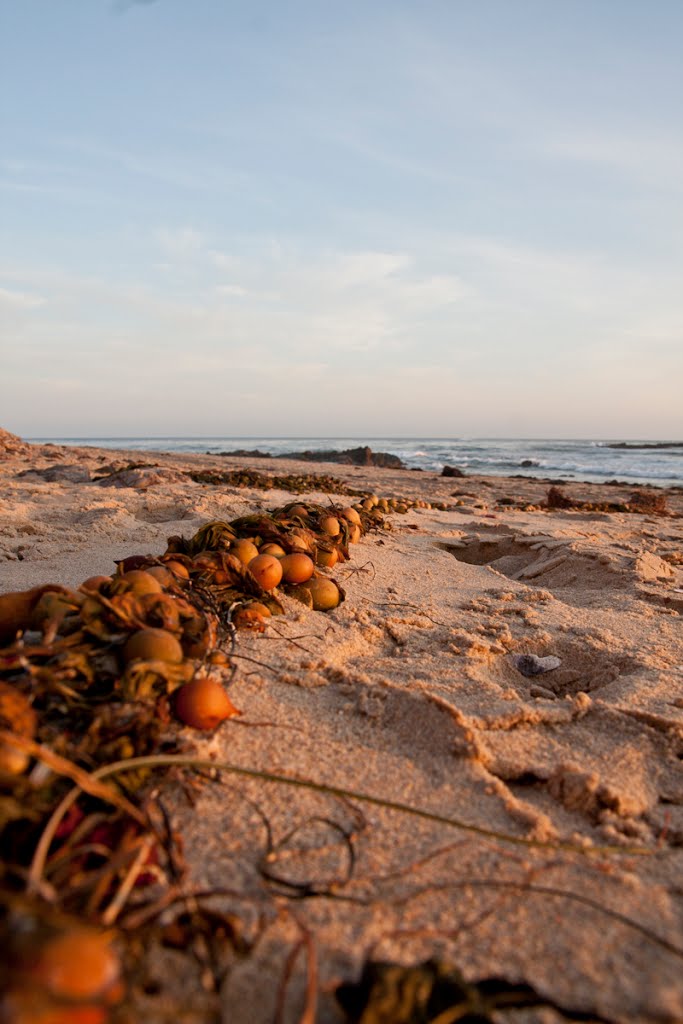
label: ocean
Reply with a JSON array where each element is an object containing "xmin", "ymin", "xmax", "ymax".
[{"xmin": 29, "ymin": 437, "xmax": 683, "ymax": 488}]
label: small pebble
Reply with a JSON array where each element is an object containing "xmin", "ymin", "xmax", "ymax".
[
  {"xmin": 530, "ymin": 684, "xmax": 556, "ymax": 699},
  {"xmin": 511, "ymin": 654, "xmax": 562, "ymax": 677}
]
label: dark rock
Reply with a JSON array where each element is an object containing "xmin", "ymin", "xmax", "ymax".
[
  {"xmin": 17, "ymin": 464, "xmax": 92, "ymax": 482},
  {"xmin": 216, "ymin": 449, "xmax": 273, "ymax": 458},
  {"xmin": 520, "ymin": 459, "xmax": 538, "ymax": 467},
  {"xmin": 39, "ymin": 464, "xmax": 92, "ymax": 483},
  {"xmin": 607, "ymin": 441, "xmax": 683, "ymax": 450},
  {"xmin": 440, "ymin": 465, "xmax": 465, "ymax": 478},
  {"xmin": 275, "ymin": 446, "xmax": 405, "ymax": 469}
]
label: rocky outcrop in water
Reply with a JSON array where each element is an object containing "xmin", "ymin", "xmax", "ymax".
[
  {"xmin": 607, "ymin": 442, "xmax": 683, "ymax": 450},
  {"xmin": 277, "ymin": 446, "xmax": 405, "ymax": 468},
  {"xmin": 217, "ymin": 445, "xmax": 404, "ymax": 467},
  {"xmin": 217, "ymin": 449, "xmax": 273, "ymax": 458}
]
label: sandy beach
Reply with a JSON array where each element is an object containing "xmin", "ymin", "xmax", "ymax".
[{"xmin": 2, "ymin": 431, "xmax": 683, "ymax": 1023}]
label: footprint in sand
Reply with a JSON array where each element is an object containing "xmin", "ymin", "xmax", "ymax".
[
  {"xmin": 134, "ymin": 503, "xmax": 195, "ymax": 524},
  {"xmin": 436, "ymin": 526, "xmax": 627, "ymax": 608}
]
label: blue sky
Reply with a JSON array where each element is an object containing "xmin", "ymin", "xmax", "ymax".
[{"xmin": 1, "ymin": 0, "xmax": 682, "ymax": 438}]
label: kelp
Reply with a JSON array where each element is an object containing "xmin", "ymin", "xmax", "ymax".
[
  {"xmin": 0, "ymin": 494, "xmax": 383, "ymax": 886},
  {"xmin": 545, "ymin": 485, "xmax": 670, "ymax": 516},
  {"xmin": 188, "ymin": 466, "xmax": 364, "ymax": 495},
  {"xmin": 336, "ymin": 959, "xmax": 612, "ymax": 1023}
]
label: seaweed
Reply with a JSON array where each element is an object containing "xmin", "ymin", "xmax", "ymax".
[
  {"xmin": 336, "ymin": 959, "xmax": 612, "ymax": 1023},
  {"xmin": 188, "ymin": 467, "xmax": 363, "ymax": 495},
  {"xmin": 543, "ymin": 485, "xmax": 670, "ymax": 516}
]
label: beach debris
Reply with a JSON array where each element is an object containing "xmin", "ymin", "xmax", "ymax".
[
  {"xmin": 247, "ymin": 553, "xmax": 284, "ymax": 590},
  {"xmin": 628, "ymin": 490, "xmax": 669, "ymax": 514},
  {"xmin": 279, "ymin": 552, "xmax": 315, "ymax": 584},
  {"xmin": 511, "ymin": 653, "xmax": 562, "ymax": 677},
  {"xmin": 335, "ymin": 959, "xmax": 605, "ymax": 1023},
  {"xmin": 545, "ymin": 486, "xmax": 577, "ymax": 510},
  {"xmin": 0, "ymin": 682, "xmax": 37, "ymax": 774},
  {"xmin": 173, "ymin": 677, "xmax": 241, "ymax": 730},
  {"xmin": 0, "ymin": 907, "xmax": 123, "ymax": 1022},
  {"xmin": 291, "ymin": 576, "xmax": 343, "ymax": 611},
  {"xmin": 0, "ymin": 584, "xmax": 70, "ymax": 645},
  {"xmin": 543, "ymin": 485, "xmax": 670, "ymax": 516},
  {"xmin": 189, "ymin": 466, "xmax": 363, "ymax": 495}
]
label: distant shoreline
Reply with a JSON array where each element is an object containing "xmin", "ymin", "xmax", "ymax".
[{"xmin": 12, "ymin": 434, "xmax": 683, "ymax": 489}]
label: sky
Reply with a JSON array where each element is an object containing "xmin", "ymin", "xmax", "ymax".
[{"xmin": 1, "ymin": 0, "xmax": 682, "ymax": 439}]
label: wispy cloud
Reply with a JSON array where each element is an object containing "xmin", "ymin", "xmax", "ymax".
[
  {"xmin": 156, "ymin": 227, "xmax": 205, "ymax": 257},
  {"xmin": 0, "ymin": 287, "xmax": 45, "ymax": 310},
  {"xmin": 55, "ymin": 137, "xmax": 252, "ymax": 194},
  {"xmin": 541, "ymin": 130, "xmax": 683, "ymax": 193}
]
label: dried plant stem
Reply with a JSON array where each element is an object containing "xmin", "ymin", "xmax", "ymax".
[
  {"xmin": 30, "ymin": 752, "xmax": 681, "ymax": 964},
  {"xmin": 0, "ymin": 729, "xmax": 146, "ymax": 824},
  {"xmin": 16, "ymin": 734, "xmax": 147, "ymax": 896},
  {"xmin": 85, "ymin": 753, "xmax": 650, "ymax": 857},
  {"xmin": 299, "ymin": 926, "xmax": 318, "ymax": 1024},
  {"xmin": 101, "ymin": 835, "xmax": 155, "ymax": 925},
  {"xmin": 275, "ymin": 921, "xmax": 318, "ymax": 1024},
  {"xmin": 392, "ymin": 876, "xmax": 683, "ymax": 962}
]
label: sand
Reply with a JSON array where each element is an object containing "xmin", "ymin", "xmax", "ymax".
[{"xmin": 2, "ymin": 435, "xmax": 683, "ymax": 1023}]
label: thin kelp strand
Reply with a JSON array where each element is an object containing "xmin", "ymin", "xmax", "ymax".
[{"xmin": 86, "ymin": 753, "xmax": 652, "ymax": 857}]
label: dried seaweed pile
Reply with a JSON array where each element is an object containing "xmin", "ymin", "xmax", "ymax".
[
  {"xmin": 336, "ymin": 959, "xmax": 614, "ymax": 1023},
  {"xmin": 0, "ymin": 496, "xmax": 393, "ymax": 1021},
  {"xmin": 545, "ymin": 485, "xmax": 671, "ymax": 515},
  {"xmin": 187, "ymin": 468, "xmax": 364, "ymax": 495}
]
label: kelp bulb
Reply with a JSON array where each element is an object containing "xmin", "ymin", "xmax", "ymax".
[
  {"xmin": 319, "ymin": 516, "xmax": 340, "ymax": 537},
  {"xmin": 260, "ymin": 543, "xmax": 286, "ymax": 558},
  {"xmin": 299, "ymin": 577, "xmax": 341, "ymax": 611},
  {"xmin": 231, "ymin": 539, "xmax": 259, "ymax": 565},
  {"xmin": 174, "ymin": 678, "xmax": 239, "ymax": 730},
  {"xmin": 248, "ymin": 554, "xmax": 283, "ymax": 590},
  {"xmin": 123, "ymin": 628, "xmax": 183, "ymax": 664},
  {"xmin": 340, "ymin": 507, "xmax": 361, "ymax": 526},
  {"xmin": 280, "ymin": 553, "xmax": 315, "ymax": 584}
]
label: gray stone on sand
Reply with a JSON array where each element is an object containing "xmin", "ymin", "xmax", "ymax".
[{"xmin": 511, "ymin": 653, "xmax": 562, "ymax": 677}]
